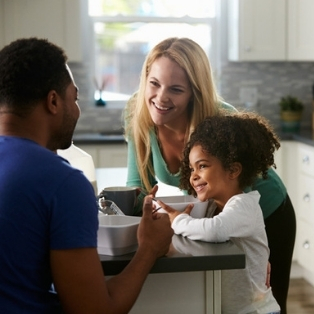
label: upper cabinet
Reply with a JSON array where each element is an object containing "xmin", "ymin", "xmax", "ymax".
[
  {"xmin": 0, "ymin": 0, "xmax": 85, "ymax": 62},
  {"xmin": 228, "ymin": 0, "xmax": 314, "ymax": 61},
  {"xmin": 228, "ymin": 0, "xmax": 286, "ymax": 61},
  {"xmin": 287, "ymin": 0, "xmax": 314, "ymax": 61}
]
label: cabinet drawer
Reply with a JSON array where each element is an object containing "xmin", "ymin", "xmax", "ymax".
[
  {"xmin": 298, "ymin": 174, "xmax": 314, "ymax": 223},
  {"xmin": 299, "ymin": 144, "xmax": 314, "ymax": 177},
  {"xmin": 296, "ymin": 220, "xmax": 314, "ymax": 273},
  {"xmin": 75, "ymin": 144, "xmax": 128, "ymax": 168},
  {"xmin": 98, "ymin": 146, "xmax": 127, "ymax": 168}
]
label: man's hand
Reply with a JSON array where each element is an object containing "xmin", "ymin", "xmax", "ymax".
[{"xmin": 137, "ymin": 196, "xmax": 173, "ymax": 258}]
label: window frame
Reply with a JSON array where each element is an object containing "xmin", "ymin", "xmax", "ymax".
[{"xmin": 89, "ymin": 12, "xmax": 220, "ymax": 98}]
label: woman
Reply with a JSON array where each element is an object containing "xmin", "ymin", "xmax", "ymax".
[{"xmin": 124, "ymin": 37, "xmax": 295, "ymax": 313}]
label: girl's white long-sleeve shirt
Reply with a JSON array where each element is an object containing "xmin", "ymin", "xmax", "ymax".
[{"xmin": 171, "ymin": 191, "xmax": 280, "ymax": 314}]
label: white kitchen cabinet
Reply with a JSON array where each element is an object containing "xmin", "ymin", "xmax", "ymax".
[
  {"xmin": 279, "ymin": 141, "xmax": 299, "ymax": 207},
  {"xmin": 76, "ymin": 143, "xmax": 128, "ymax": 168},
  {"xmin": 273, "ymin": 141, "xmax": 298, "ymax": 206},
  {"xmin": 296, "ymin": 220, "xmax": 314, "ymax": 276},
  {"xmin": 228, "ymin": 0, "xmax": 314, "ymax": 61},
  {"xmin": 0, "ymin": 0, "xmax": 85, "ymax": 62},
  {"xmin": 98, "ymin": 145, "xmax": 128, "ymax": 168},
  {"xmin": 294, "ymin": 143, "xmax": 314, "ymax": 285},
  {"xmin": 298, "ymin": 142, "xmax": 314, "ymax": 177},
  {"xmin": 297, "ymin": 143, "xmax": 314, "ymax": 223},
  {"xmin": 228, "ymin": 0, "xmax": 286, "ymax": 61},
  {"xmin": 288, "ymin": 0, "xmax": 314, "ymax": 61},
  {"xmin": 297, "ymin": 175, "xmax": 314, "ymax": 224}
]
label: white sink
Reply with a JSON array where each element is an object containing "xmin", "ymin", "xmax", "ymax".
[{"xmin": 97, "ymin": 214, "xmax": 141, "ymax": 256}]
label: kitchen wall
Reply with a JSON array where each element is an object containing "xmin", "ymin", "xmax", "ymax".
[
  {"xmin": 69, "ymin": 61, "xmax": 126, "ymax": 134},
  {"xmin": 71, "ymin": 2, "xmax": 314, "ymax": 134},
  {"xmin": 71, "ymin": 60, "xmax": 314, "ymax": 134},
  {"xmin": 219, "ymin": 61, "xmax": 314, "ymax": 130}
]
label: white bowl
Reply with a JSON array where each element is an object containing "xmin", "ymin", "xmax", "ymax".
[
  {"xmin": 97, "ymin": 214, "xmax": 141, "ymax": 256},
  {"xmin": 155, "ymin": 195, "xmax": 208, "ymax": 218}
]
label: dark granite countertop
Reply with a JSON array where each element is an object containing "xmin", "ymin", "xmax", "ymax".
[
  {"xmin": 279, "ymin": 129, "xmax": 314, "ymax": 147},
  {"xmin": 72, "ymin": 129, "xmax": 314, "ymax": 146},
  {"xmin": 72, "ymin": 132, "xmax": 126, "ymax": 144},
  {"xmin": 99, "ymin": 235, "xmax": 245, "ymax": 276}
]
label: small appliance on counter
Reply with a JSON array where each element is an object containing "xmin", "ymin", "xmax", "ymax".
[{"xmin": 57, "ymin": 144, "xmax": 97, "ymax": 194}]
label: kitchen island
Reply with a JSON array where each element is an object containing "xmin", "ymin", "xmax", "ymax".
[
  {"xmin": 100, "ymin": 235, "xmax": 245, "ymax": 314},
  {"xmin": 96, "ymin": 168, "xmax": 246, "ymax": 314}
]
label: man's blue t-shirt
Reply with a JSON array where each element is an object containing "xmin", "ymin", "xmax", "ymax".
[{"xmin": 0, "ymin": 136, "xmax": 98, "ymax": 313}]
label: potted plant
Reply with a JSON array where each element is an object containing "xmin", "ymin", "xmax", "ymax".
[{"xmin": 279, "ymin": 95, "xmax": 304, "ymax": 133}]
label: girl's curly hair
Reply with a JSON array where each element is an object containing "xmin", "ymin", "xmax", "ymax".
[{"xmin": 179, "ymin": 111, "xmax": 281, "ymax": 196}]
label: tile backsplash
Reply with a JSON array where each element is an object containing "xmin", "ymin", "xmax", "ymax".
[
  {"xmin": 219, "ymin": 61, "xmax": 314, "ymax": 130},
  {"xmin": 69, "ymin": 62, "xmax": 126, "ymax": 134},
  {"xmin": 69, "ymin": 60, "xmax": 314, "ymax": 134}
]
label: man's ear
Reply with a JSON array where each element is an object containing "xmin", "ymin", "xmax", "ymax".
[
  {"xmin": 229, "ymin": 162, "xmax": 242, "ymax": 179},
  {"xmin": 45, "ymin": 90, "xmax": 60, "ymax": 115}
]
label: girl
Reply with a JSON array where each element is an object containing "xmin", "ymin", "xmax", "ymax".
[{"xmin": 159, "ymin": 112, "xmax": 281, "ymax": 314}]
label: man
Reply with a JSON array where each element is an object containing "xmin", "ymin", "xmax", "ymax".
[{"xmin": 0, "ymin": 38, "xmax": 173, "ymax": 313}]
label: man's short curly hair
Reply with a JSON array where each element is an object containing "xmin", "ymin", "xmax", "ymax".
[
  {"xmin": 179, "ymin": 111, "xmax": 281, "ymax": 196},
  {"xmin": 0, "ymin": 37, "xmax": 71, "ymax": 115}
]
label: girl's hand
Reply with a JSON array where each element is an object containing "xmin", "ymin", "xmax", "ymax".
[{"xmin": 155, "ymin": 200, "xmax": 194, "ymax": 224}]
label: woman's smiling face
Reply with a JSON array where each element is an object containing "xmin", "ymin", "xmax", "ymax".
[{"xmin": 144, "ymin": 56, "xmax": 192, "ymax": 126}]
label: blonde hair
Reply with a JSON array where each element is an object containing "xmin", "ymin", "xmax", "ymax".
[{"xmin": 125, "ymin": 37, "xmax": 221, "ymax": 192}]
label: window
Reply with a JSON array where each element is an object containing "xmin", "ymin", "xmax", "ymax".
[{"xmin": 89, "ymin": 0, "xmax": 218, "ymax": 100}]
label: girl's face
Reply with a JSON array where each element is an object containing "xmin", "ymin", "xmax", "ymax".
[
  {"xmin": 145, "ymin": 56, "xmax": 192, "ymax": 127},
  {"xmin": 188, "ymin": 145, "xmax": 241, "ymax": 209}
]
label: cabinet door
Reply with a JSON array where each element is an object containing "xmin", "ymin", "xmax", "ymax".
[
  {"xmin": 299, "ymin": 143, "xmax": 314, "ymax": 178},
  {"xmin": 3, "ymin": 0, "xmax": 64, "ymax": 47},
  {"xmin": 98, "ymin": 145, "xmax": 128, "ymax": 168},
  {"xmin": 288, "ymin": 0, "xmax": 314, "ymax": 61},
  {"xmin": 75, "ymin": 143, "xmax": 128, "ymax": 168},
  {"xmin": 2, "ymin": 0, "xmax": 82, "ymax": 62},
  {"xmin": 228, "ymin": 0, "xmax": 286, "ymax": 61},
  {"xmin": 296, "ymin": 220, "xmax": 314, "ymax": 273},
  {"xmin": 298, "ymin": 174, "xmax": 314, "ymax": 223}
]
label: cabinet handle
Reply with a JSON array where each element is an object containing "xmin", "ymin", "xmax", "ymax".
[
  {"xmin": 302, "ymin": 155, "xmax": 310, "ymax": 164},
  {"xmin": 303, "ymin": 240, "xmax": 310, "ymax": 250},
  {"xmin": 303, "ymin": 193, "xmax": 310, "ymax": 203}
]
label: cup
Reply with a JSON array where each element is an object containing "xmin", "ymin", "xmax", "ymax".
[{"xmin": 99, "ymin": 186, "xmax": 137, "ymax": 216}]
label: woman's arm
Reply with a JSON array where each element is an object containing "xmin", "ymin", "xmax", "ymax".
[
  {"xmin": 126, "ymin": 138, "xmax": 158, "ymax": 215},
  {"xmin": 126, "ymin": 138, "xmax": 144, "ymax": 188}
]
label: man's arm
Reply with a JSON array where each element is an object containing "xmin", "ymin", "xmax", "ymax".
[{"xmin": 51, "ymin": 196, "xmax": 173, "ymax": 314}]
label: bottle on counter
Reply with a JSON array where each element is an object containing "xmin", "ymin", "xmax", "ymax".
[{"xmin": 57, "ymin": 144, "xmax": 97, "ymax": 194}]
